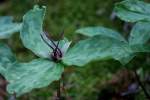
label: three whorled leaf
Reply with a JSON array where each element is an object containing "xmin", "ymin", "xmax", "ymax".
[
  {"xmin": 0, "ymin": 16, "xmax": 21, "ymax": 39},
  {"xmin": 114, "ymin": 0, "xmax": 150, "ymax": 22},
  {"xmin": 20, "ymin": 5, "xmax": 52, "ymax": 58},
  {"xmin": 20, "ymin": 5, "xmax": 71, "ymax": 59},
  {"xmin": 5, "ymin": 59, "xmax": 64, "ymax": 96},
  {"xmin": 0, "ymin": 43, "xmax": 64, "ymax": 96},
  {"xmin": 76, "ymin": 26, "xmax": 126, "ymax": 42},
  {"xmin": 128, "ymin": 22, "xmax": 150, "ymax": 53},
  {"xmin": 0, "ymin": 43, "xmax": 16, "ymax": 75},
  {"xmin": 63, "ymin": 24, "xmax": 150, "ymax": 66},
  {"xmin": 63, "ymin": 35, "xmax": 134, "ymax": 66},
  {"xmin": 129, "ymin": 22, "xmax": 150, "ymax": 45}
]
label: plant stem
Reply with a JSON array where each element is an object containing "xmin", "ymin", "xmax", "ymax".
[
  {"xmin": 56, "ymin": 79, "xmax": 61, "ymax": 100},
  {"xmin": 134, "ymin": 70, "xmax": 150, "ymax": 99}
]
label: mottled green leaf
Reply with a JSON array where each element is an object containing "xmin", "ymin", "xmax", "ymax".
[
  {"xmin": 76, "ymin": 26, "xmax": 126, "ymax": 42},
  {"xmin": 129, "ymin": 22, "xmax": 150, "ymax": 45},
  {"xmin": 0, "ymin": 43, "xmax": 16, "ymax": 75},
  {"xmin": 63, "ymin": 35, "xmax": 133, "ymax": 66},
  {"xmin": 126, "ymin": 21, "xmax": 150, "ymax": 58},
  {"xmin": 0, "ymin": 43, "xmax": 16, "ymax": 62},
  {"xmin": 0, "ymin": 16, "xmax": 13, "ymax": 23},
  {"xmin": 0, "ymin": 16, "xmax": 22, "ymax": 39},
  {"xmin": 114, "ymin": 0, "xmax": 150, "ymax": 22},
  {"xmin": 20, "ymin": 5, "xmax": 51, "ymax": 58},
  {"xmin": 4, "ymin": 59, "xmax": 64, "ymax": 96}
]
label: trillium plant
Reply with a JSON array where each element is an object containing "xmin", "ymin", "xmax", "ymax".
[{"xmin": 0, "ymin": 0, "xmax": 150, "ymax": 99}]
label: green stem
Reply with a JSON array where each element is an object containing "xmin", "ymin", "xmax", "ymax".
[
  {"xmin": 53, "ymin": 79, "xmax": 62, "ymax": 100},
  {"xmin": 56, "ymin": 79, "xmax": 61, "ymax": 100},
  {"xmin": 134, "ymin": 70, "xmax": 150, "ymax": 99}
]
